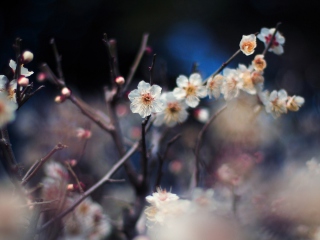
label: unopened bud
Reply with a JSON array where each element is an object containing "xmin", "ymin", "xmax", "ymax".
[
  {"xmin": 76, "ymin": 128, "xmax": 92, "ymax": 139},
  {"xmin": 18, "ymin": 77, "xmax": 29, "ymax": 86},
  {"xmin": 37, "ymin": 72, "xmax": 46, "ymax": 82},
  {"xmin": 67, "ymin": 184, "xmax": 74, "ymax": 191},
  {"xmin": 22, "ymin": 51, "xmax": 34, "ymax": 64},
  {"xmin": 61, "ymin": 87, "xmax": 71, "ymax": 97},
  {"xmin": 115, "ymin": 76, "xmax": 125, "ymax": 85},
  {"xmin": 194, "ymin": 108, "xmax": 209, "ymax": 123},
  {"xmin": 54, "ymin": 95, "xmax": 66, "ymax": 103}
]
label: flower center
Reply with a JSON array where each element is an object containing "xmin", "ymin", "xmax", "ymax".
[
  {"xmin": 167, "ymin": 102, "xmax": 181, "ymax": 114},
  {"xmin": 141, "ymin": 93, "xmax": 154, "ymax": 105},
  {"xmin": 265, "ymin": 34, "xmax": 279, "ymax": 47},
  {"xmin": 184, "ymin": 84, "xmax": 196, "ymax": 96},
  {"xmin": 242, "ymin": 42, "xmax": 255, "ymax": 52}
]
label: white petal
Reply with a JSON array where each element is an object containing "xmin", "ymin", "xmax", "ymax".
[
  {"xmin": 278, "ymin": 89, "xmax": 287, "ymax": 100},
  {"xmin": 173, "ymin": 87, "xmax": 186, "ymax": 99},
  {"xmin": 189, "ymin": 73, "xmax": 202, "ymax": 86},
  {"xmin": 257, "ymin": 34, "xmax": 266, "ymax": 43},
  {"xmin": 137, "ymin": 80, "xmax": 150, "ymax": 90},
  {"xmin": 295, "ymin": 96, "xmax": 305, "ymax": 106},
  {"xmin": 176, "ymin": 75, "xmax": 189, "ymax": 88},
  {"xmin": 269, "ymin": 90, "xmax": 278, "ymax": 101},
  {"xmin": 261, "ymin": 28, "xmax": 270, "ymax": 35},
  {"xmin": 0, "ymin": 75, "xmax": 8, "ymax": 89},
  {"xmin": 178, "ymin": 109, "xmax": 188, "ymax": 123},
  {"xmin": 277, "ymin": 34, "xmax": 285, "ymax": 44},
  {"xmin": 150, "ymin": 85, "xmax": 162, "ymax": 98},
  {"xmin": 128, "ymin": 89, "xmax": 141, "ymax": 101},
  {"xmin": 152, "ymin": 100, "xmax": 164, "ymax": 113},
  {"xmin": 20, "ymin": 66, "xmax": 34, "ymax": 77},
  {"xmin": 9, "ymin": 60, "xmax": 16, "ymax": 70},
  {"xmin": 186, "ymin": 95, "xmax": 200, "ymax": 108},
  {"xmin": 272, "ymin": 45, "xmax": 284, "ymax": 55},
  {"xmin": 196, "ymin": 86, "xmax": 207, "ymax": 98}
]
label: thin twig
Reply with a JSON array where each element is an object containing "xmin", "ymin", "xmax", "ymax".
[
  {"xmin": 65, "ymin": 162, "xmax": 84, "ymax": 194},
  {"xmin": 122, "ymin": 33, "xmax": 149, "ymax": 94},
  {"xmin": 149, "ymin": 54, "xmax": 156, "ymax": 85},
  {"xmin": 155, "ymin": 134, "xmax": 181, "ymax": 190},
  {"xmin": 0, "ymin": 127, "xmax": 21, "ymax": 181},
  {"xmin": 50, "ymin": 39, "xmax": 65, "ymax": 82},
  {"xmin": 21, "ymin": 143, "xmax": 68, "ymax": 186},
  {"xmin": 14, "ymin": 38, "xmax": 22, "ymax": 105},
  {"xmin": 38, "ymin": 141, "xmax": 140, "ymax": 232},
  {"xmin": 262, "ymin": 22, "xmax": 282, "ymax": 56},
  {"xmin": 102, "ymin": 33, "xmax": 116, "ymax": 85},
  {"xmin": 203, "ymin": 32, "xmax": 259, "ymax": 85},
  {"xmin": 194, "ymin": 105, "xmax": 227, "ymax": 187},
  {"xmin": 107, "ymin": 179, "xmax": 125, "ymax": 183},
  {"xmin": 141, "ymin": 116, "xmax": 151, "ymax": 184}
]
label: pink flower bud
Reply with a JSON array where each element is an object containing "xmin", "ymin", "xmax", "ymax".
[
  {"xmin": 18, "ymin": 77, "xmax": 29, "ymax": 86},
  {"xmin": 67, "ymin": 184, "xmax": 74, "ymax": 191},
  {"xmin": 76, "ymin": 128, "xmax": 92, "ymax": 139},
  {"xmin": 37, "ymin": 72, "xmax": 46, "ymax": 82},
  {"xmin": 61, "ymin": 87, "xmax": 71, "ymax": 97},
  {"xmin": 54, "ymin": 95, "xmax": 66, "ymax": 103},
  {"xmin": 115, "ymin": 76, "xmax": 125, "ymax": 85},
  {"xmin": 22, "ymin": 51, "xmax": 34, "ymax": 64},
  {"xmin": 194, "ymin": 108, "xmax": 209, "ymax": 123}
]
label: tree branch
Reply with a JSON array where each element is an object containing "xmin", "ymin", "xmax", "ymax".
[{"xmin": 194, "ymin": 105, "xmax": 227, "ymax": 187}]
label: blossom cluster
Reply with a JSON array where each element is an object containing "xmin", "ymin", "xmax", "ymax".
[
  {"xmin": 144, "ymin": 188, "xmax": 243, "ymax": 240},
  {"xmin": 41, "ymin": 161, "xmax": 111, "ymax": 240},
  {"xmin": 128, "ymin": 27, "xmax": 303, "ymax": 125}
]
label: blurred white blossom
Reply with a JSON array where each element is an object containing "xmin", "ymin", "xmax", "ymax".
[
  {"xmin": 0, "ymin": 92, "xmax": 18, "ymax": 128},
  {"xmin": 206, "ymin": 74, "xmax": 224, "ymax": 99},
  {"xmin": 9, "ymin": 59, "xmax": 34, "ymax": 77},
  {"xmin": 153, "ymin": 92, "xmax": 188, "ymax": 127}
]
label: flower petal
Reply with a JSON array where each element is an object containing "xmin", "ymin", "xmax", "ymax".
[
  {"xmin": 176, "ymin": 75, "xmax": 189, "ymax": 88},
  {"xmin": 137, "ymin": 80, "xmax": 150, "ymax": 90},
  {"xmin": 128, "ymin": 89, "xmax": 140, "ymax": 101},
  {"xmin": 196, "ymin": 86, "xmax": 207, "ymax": 98},
  {"xmin": 189, "ymin": 73, "xmax": 202, "ymax": 86},
  {"xmin": 186, "ymin": 95, "xmax": 199, "ymax": 108},
  {"xmin": 150, "ymin": 85, "xmax": 162, "ymax": 98},
  {"xmin": 173, "ymin": 87, "xmax": 186, "ymax": 99}
]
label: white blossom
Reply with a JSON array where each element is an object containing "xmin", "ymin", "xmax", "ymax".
[
  {"xmin": 0, "ymin": 75, "xmax": 19, "ymax": 102},
  {"xmin": 0, "ymin": 92, "xmax": 18, "ymax": 128},
  {"xmin": 257, "ymin": 28, "xmax": 285, "ymax": 55},
  {"xmin": 252, "ymin": 54, "xmax": 267, "ymax": 71},
  {"xmin": 206, "ymin": 74, "xmax": 224, "ymax": 99},
  {"xmin": 221, "ymin": 68, "xmax": 242, "ymax": 100},
  {"xmin": 128, "ymin": 81, "xmax": 164, "ymax": 118},
  {"xmin": 263, "ymin": 89, "xmax": 288, "ymax": 118},
  {"xmin": 9, "ymin": 59, "xmax": 34, "ymax": 77},
  {"xmin": 173, "ymin": 73, "xmax": 207, "ymax": 108},
  {"xmin": 146, "ymin": 188, "xmax": 179, "ymax": 208},
  {"xmin": 286, "ymin": 95, "xmax": 305, "ymax": 112},
  {"xmin": 239, "ymin": 34, "xmax": 257, "ymax": 56},
  {"xmin": 153, "ymin": 92, "xmax": 188, "ymax": 127},
  {"xmin": 237, "ymin": 64, "xmax": 256, "ymax": 95}
]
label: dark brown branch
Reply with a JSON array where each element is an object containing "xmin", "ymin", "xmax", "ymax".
[
  {"xmin": 65, "ymin": 162, "xmax": 84, "ymax": 194},
  {"xmin": 0, "ymin": 127, "xmax": 21, "ymax": 182},
  {"xmin": 69, "ymin": 94, "xmax": 115, "ymax": 133},
  {"xmin": 21, "ymin": 143, "xmax": 67, "ymax": 186},
  {"xmin": 262, "ymin": 22, "xmax": 282, "ymax": 56},
  {"xmin": 122, "ymin": 33, "xmax": 149, "ymax": 94},
  {"xmin": 38, "ymin": 141, "xmax": 140, "ymax": 232},
  {"xmin": 194, "ymin": 105, "xmax": 227, "ymax": 187},
  {"xmin": 155, "ymin": 134, "xmax": 181, "ymax": 190},
  {"xmin": 141, "ymin": 116, "xmax": 151, "ymax": 185},
  {"xmin": 50, "ymin": 39, "xmax": 65, "ymax": 82}
]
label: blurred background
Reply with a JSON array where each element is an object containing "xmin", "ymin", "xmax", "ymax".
[{"xmin": 1, "ymin": 0, "xmax": 320, "ymax": 191}]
